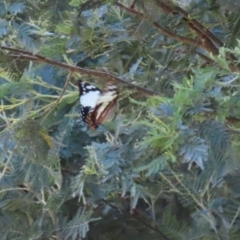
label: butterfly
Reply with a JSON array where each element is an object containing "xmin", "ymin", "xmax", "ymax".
[{"xmin": 78, "ymin": 80, "xmax": 118, "ymax": 129}]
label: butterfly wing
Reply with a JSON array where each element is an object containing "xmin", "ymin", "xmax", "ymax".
[
  {"xmin": 78, "ymin": 80, "xmax": 101, "ymax": 129},
  {"xmin": 78, "ymin": 80, "xmax": 118, "ymax": 129},
  {"xmin": 91, "ymin": 84, "xmax": 118, "ymax": 125}
]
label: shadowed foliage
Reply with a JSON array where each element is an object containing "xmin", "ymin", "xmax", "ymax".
[{"xmin": 1, "ymin": 0, "xmax": 240, "ymax": 239}]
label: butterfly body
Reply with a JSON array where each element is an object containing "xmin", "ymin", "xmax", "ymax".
[{"xmin": 78, "ymin": 80, "xmax": 118, "ymax": 129}]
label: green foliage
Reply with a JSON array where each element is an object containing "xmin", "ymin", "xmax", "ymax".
[
  {"xmin": 62, "ymin": 207, "xmax": 100, "ymax": 240},
  {"xmin": 1, "ymin": 0, "xmax": 240, "ymax": 239}
]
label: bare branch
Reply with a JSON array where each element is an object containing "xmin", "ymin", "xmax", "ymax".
[
  {"xmin": 116, "ymin": 1, "xmax": 240, "ymax": 71},
  {"xmin": 1, "ymin": 46, "xmax": 158, "ymax": 96},
  {"xmin": 115, "ymin": 2, "xmax": 202, "ymax": 48}
]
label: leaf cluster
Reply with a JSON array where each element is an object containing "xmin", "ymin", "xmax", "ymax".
[{"xmin": 1, "ymin": 0, "xmax": 240, "ymax": 240}]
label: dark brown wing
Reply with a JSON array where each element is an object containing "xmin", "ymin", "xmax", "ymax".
[
  {"xmin": 86, "ymin": 84, "xmax": 118, "ymax": 129},
  {"xmin": 95, "ymin": 98, "xmax": 118, "ymax": 124},
  {"xmin": 85, "ymin": 113, "xmax": 99, "ymax": 130}
]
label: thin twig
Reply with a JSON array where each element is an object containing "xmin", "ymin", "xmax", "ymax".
[
  {"xmin": 0, "ymin": 150, "xmax": 13, "ymax": 180},
  {"xmin": 196, "ymin": 51, "xmax": 215, "ymax": 64},
  {"xmin": 101, "ymin": 199, "xmax": 172, "ymax": 240},
  {"xmin": 115, "ymin": 2, "xmax": 202, "ymax": 48},
  {"xmin": 40, "ymin": 71, "xmax": 73, "ymax": 122},
  {"xmin": 1, "ymin": 46, "xmax": 158, "ymax": 96},
  {"xmin": 149, "ymin": 0, "xmax": 223, "ymax": 47},
  {"xmin": 116, "ymin": 1, "xmax": 239, "ymax": 71},
  {"xmin": 173, "ymin": 5, "xmax": 223, "ymax": 47}
]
